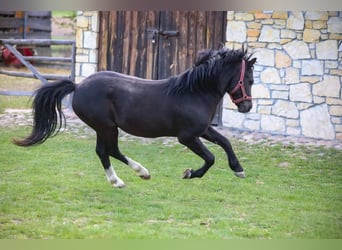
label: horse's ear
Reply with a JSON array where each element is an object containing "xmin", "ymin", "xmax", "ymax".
[
  {"xmin": 249, "ymin": 57, "xmax": 257, "ymax": 66},
  {"xmin": 194, "ymin": 49, "xmax": 213, "ymax": 66}
]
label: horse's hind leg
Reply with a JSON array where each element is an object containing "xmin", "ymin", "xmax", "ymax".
[
  {"xmin": 97, "ymin": 128, "xmax": 150, "ymax": 187},
  {"xmin": 96, "ymin": 134, "xmax": 125, "ymax": 188}
]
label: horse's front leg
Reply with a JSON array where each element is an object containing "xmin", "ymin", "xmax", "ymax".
[
  {"xmin": 178, "ymin": 136, "xmax": 215, "ymax": 179},
  {"xmin": 201, "ymin": 126, "xmax": 245, "ymax": 178}
]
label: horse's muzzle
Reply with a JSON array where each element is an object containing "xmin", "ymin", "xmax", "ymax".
[{"xmin": 237, "ymin": 100, "xmax": 252, "ymax": 113}]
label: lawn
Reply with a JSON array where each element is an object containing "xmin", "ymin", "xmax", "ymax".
[{"xmin": 0, "ymin": 122, "xmax": 341, "ymax": 239}]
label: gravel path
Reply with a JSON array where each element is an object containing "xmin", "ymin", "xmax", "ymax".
[{"xmin": 1, "ymin": 108, "xmax": 341, "ymax": 150}]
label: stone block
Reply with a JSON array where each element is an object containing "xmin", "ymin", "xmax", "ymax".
[
  {"xmin": 222, "ymin": 109, "xmax": 244, "ymax": 128},
  {"xmin": 244, "ymin": 119, "xmax": 260, "ymax": 130},
  {"xmin": 84, "ymin": 31, "xmax": 98, "ymax": 49},
  {"xmin": 305, "ymin": 20, "xmax": 313, "ymax": 29},
  {"xmin": 313, "ymin": 75, "xmax": 340, "ymax": 98},
  {"xmin": 261, "ymin": 19, "xmax": 274, "ymax": 25},
  {"xmin": 280, "ymin": 29, "xmax": 297, "ymax": 39},
  {"xmin": 313, "ymin": 20, "xmax": 327, "ymax": 29},
  {"xmin": 272, "ymin": 11, "xmax": 288, "ymax": 19},
  {"xmin": 316, "ymin": 40, "xmax": 338, "ymax": 59},
  {"xmin": 326, "ymin": 98, "xmax": 342, "ymax": 105},
  {"xmin": 287, "ymin": 127, "xmax": 301, "ymax": 136},
  {"xmin": 235, "ymin": 13, "xmax": 254, "ymax": 21},
  {"xmin": 334, "ymin": 69, "xmax": 342, "ymax": 76},
  {"xmin": 332, "ymin": 117, "xmax": 341, "ymax": 125},
  {"xmin": 258, "ymin": 106, "xmax": 271, "ymax": 115},
  {"xmin": 267, "ymin": 43, "xmax": 282, "ymax": 50},
  {"xmin": 336, "ymin": 133, "xmax": 342, "ymax": 140},
  {"xmin": 300, "ymin": 104, "xmax": 335, "ymax": 139},
  {"xmin": 328, "ymin": 17, "xmax": 342, "ymax": 33},
  {"xmin": 285, "ymin": 67, "xmax": 300, "ymax": 84},
  {"xmin": 286, "ymin": 12, "xmax": 304, "ymax": 30},
  {"xmin": 300, "ymin": 76, "xmax": 320, "ymax": 84},
  {"xmin": 269, "ymin": 84, "xmax": 289, "ymax": 91},
  {"xmin": 297, "ymin": 103, "xmax": 314, "ymax": 110},
  {"xmin": 76, "ymin": 29, "xmax": 83, "ymax": 48},
  {"xmin": 275, "ymin": 51, "xmax": 291, "ymax": 68},
  {"xmin": 336, "ymin": 125, "xmax": 342, "ymax": 132},
  {"xmin": 259, "ymin": 25, "xmax": 280, "ymax": 42},
  {"xmin": 81, "ymin": 63, "xmax": 97, "ymax": 77},
  {"xmin": 247, "ymin": 22, "xmax": 262, "ymax": 29},
  {"xmin": 226, "ymin": 21, "xmax": 246, "ymax": 42},
  {"xmin": 329, "ymin": 106, "xmax": 342, "ymax": 116},
  {"xmin": 255, "ymin": 12, "xmax": 272, "ymax": 19},
  {"xmin": 272, "ymin": 90, "xmax": 288, "ymax": 99},
  {"xmin": 286, "ymin": 119, "xmax": 300, "ymax": 127},
  {"xmin": 247, "ymin": 37, "xmax": 258, "ymax": 42},
  {"xmin": 284, "ymin": 40, "xmax": 311, "ymax": 59},
  {"xmin": 302, "ymin": 60, "xmax": 323, "ymax": 76},
  {"xmin": 75, "ymin": 62, "xmax": 81, "ymax": 76},
  {"xmin": 252, "ymin": 84, "xmax": 270, "ymax": 99},
  {"xmin": 77, "ymin": 16, "xmax": 89, "ymax": 28},
  {"xmin": 313, "ymin": 96, "xmax": 325, "ymax": 104},
  {"xmin": 76, "ymin": 54, "xmax": 89, "ymax": 63},
  {"xmin": 325, "ymin": 61, "xmax": 338, "ymax": 68},
  {"xmin": 227, "ymin": 11, "xmax": 234, "ymax": 20},
  {"xmin": 260, "ymin": 68, "xmax": 281, "ymax": 84},
  {"xmin": 253, "ymin": 49, "xmax": 274, "ymax": 66},
  {"xmin": 305, "ymin": 11, "xmax": 328, "ymax": 20},
  {"xmin": 329, "ymin": 34, "xmax": 342, "ymax": 40},
  {"xmin": 248, "ymin": 29, "xmax": 260, "ymax": 37},
  {"xmin": 91, "ymin": 12, "xmax": 99, "ymax": 32},
  {"xmin": 272, "ymin": 100, "xmax": 299, "ymax": 118},
  {"xmin": 274, "ymin": 20, "xmax": 286, "ymax": 29},
  {"xmin": 261, "ymin": 115, "xmax": 285, "ymax": 132},
  {"xmin": 258, "ymin": 100, "xmax": 274, "ymax": 105},
  {"xmin": 89, "ymin": 50, "xmax": 98, "ymax": 63},
  {"xmin": 290, "ymin": 83, "xmax": 313, "ymax": 103},
  {"xmin": 303, "ymin": 29, "xmax": 321, "ymax": 42}
]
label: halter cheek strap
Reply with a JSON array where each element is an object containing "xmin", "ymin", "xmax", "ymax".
[{"xmin": 228, "ymin": 60, "xmax": 252, "ymax": 104}]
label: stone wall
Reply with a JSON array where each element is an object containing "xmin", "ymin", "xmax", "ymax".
[
  {"xmin": 224, "ymin": 11, "xmax": 342, "ymax": 140},
  {"xmin": 74, "ymin": 11, "xmax": 341, "ymax": 141},
  {"xmin": 75, "ymin": 11, "xmax": 99, "ymax": 83}
]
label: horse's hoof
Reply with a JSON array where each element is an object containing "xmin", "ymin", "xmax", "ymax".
[
  {"xmin": 113, "ymin": 183, "xmax": 125, "ymax": 188},
  {"xmin": 139, "ymin": 174, "xmax": 151, "ymax": 180},
  {"xmin": 111, "ymin": 180, "xmax": 126, "ymax": 188},
  {"xmin": 234, "ymin": 171, "xmax": 246, "ymax": 178},
  {"xmin": 183, "ymin": 168, "xmax": 192, "ymax": 179}
]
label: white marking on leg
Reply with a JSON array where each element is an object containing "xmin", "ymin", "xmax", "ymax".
[
  {"xmin": 105, "ymin": 165, "xmax": 125, "ymax": 188},
  {"xmin": 126, "ymin": 157, "xmax": 150, "ymax": 179},
  {"xmin": 234, "ymin": 171, "xmax": 246, "ymax": 178}
]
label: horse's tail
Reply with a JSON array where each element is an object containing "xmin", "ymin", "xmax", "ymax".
[{"xmin": 13, "ymin": 79, "xmax": 77, "ymax": 147}]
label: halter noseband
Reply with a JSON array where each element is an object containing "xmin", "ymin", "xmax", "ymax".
[{"xmin": 228, "ymin": 60, "xmax": 252, "ymax": 104}]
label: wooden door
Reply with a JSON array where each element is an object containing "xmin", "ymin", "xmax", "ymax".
[
  {"xmin": 98, "ymin": 11, "xmax": 226, "ymax": 124},
  {"xmin": 98, "ymin": 11, "xmax": 226, "ymax": 78}
]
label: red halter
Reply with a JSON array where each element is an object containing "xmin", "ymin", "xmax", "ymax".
[{"xmin": 228, "ymin": 60, "xmax": 252, "ymax": 104}]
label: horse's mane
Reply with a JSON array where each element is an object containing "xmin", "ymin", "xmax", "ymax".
[{"xmin": 165, "ymin": 46, "xmax": 251, "ymax": 96}]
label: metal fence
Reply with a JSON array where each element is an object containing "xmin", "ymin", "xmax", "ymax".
[{"xmin": 0, "ymin": 38, "xmax": 75, "ymax": 96}]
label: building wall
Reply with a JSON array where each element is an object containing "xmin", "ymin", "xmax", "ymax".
[
  {"xmin": 74, "ymin": 11, "xmax": 342, "ymax": 141},
  {"xmin": 224, "ymin": 11, "xmax": 342, "ymax": 140},
  {"xmin": 75, "ymin": 11, "xmax": 99, "ymax": 83}
]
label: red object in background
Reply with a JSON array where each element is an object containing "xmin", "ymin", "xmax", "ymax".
[{"xmin": 1, "ymin": 46, "xmax": 34, "ymax": 67}]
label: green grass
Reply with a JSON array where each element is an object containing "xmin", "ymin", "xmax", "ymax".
[
  {"xmin": 0, "ymin": 96, "xmax": 32, "ymax": 113},
  {"xmin": 0, "ymin": 126, "xmax": 341, "ymax": 239}
]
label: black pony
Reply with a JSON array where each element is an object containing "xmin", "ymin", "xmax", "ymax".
[{"xmin": 14, "ymin": 46, "xmax": 256, "ymax": 188}]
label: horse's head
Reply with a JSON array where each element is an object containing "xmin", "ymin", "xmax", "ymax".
[{"xmin": 218, "ymin": 47, "xmax": 257, "ymax": 113}]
